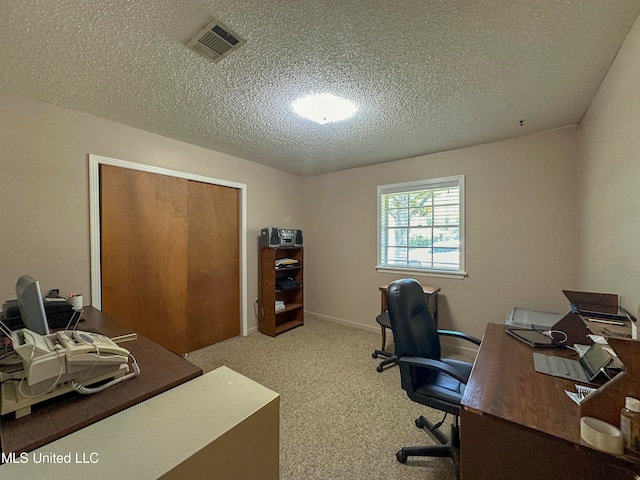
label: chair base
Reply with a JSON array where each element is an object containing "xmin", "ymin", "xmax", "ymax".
[
  {"xmin": 371, "ymin": 349, "xmax": 397, "ymax": 372},
  {"xmin": 396, "ymin": 415, "xmax": 460, "ymax": 479}
]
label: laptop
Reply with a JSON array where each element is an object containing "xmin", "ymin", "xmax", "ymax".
[
  {"xmin": 562, "ymin": 290, "xmax": 630, "ymax": 321},
  {"xmin": 506, "ymin": 328, "xmax": 564, "ymax": 348},
  {"xmin": 533, "ymin": 343, "xmax": 613, "ymax": 384}
]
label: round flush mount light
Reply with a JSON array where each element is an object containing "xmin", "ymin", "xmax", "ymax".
[{"xmin": 292, "ymin": 93, "xmax": 357, "ymax": 125}]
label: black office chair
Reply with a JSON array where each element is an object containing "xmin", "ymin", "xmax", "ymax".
[
  {"xmin": 386, "ymin": 278, "xmax": 480, "ymax": 479},
  {"xmin": 371, "ymin": 312, "xmax": 398, "ymax": 372}
]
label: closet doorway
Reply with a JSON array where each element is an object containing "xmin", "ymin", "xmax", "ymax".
[{"xmin": 89, "ymin": 155, "xmax": 247, "ymax": 355}]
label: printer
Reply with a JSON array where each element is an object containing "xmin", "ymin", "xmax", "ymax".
[{"xmin": 2, "ymin": 298, "xmax": 76, "ymax": 331}]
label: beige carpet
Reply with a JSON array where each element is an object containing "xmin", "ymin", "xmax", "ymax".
[{"xmin": 186, "ymin": 315, "xmax": 469, "ymax": 480}]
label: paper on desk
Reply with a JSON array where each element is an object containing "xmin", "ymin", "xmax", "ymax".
[
  {"xmin": 587, "ymin": 335, "xmax": 608, "ymax": 344},
  {"xmin": 565, "ymin": 384, "xmax": 596, "ymax": 405}
]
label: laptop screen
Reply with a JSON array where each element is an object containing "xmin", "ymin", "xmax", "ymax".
[{"xmin": 562, "ymin": 290, "xmax": 629, "ymax": 320}]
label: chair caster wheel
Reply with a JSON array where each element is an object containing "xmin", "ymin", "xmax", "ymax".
[
  {"xmin": 376, "ymin": 365, "xmax": 384, "ymax": 372},
  {"xmin": 396, "ymin": 450, "xmax": 407, "ymax": 463},
  {"xmin": 372, "ymin": 352, "xmax": 378, "ymax": 359},
  {"xmin": 415, "ymin": 418, "xmax": 423, "ymax": 428}
]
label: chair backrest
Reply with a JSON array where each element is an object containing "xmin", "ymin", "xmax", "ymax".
[
  {"xmin": 387, "ymin": 278, "xmax": 440, "ymax": 360},
  {"xmin": 387, "ymin": 278, "xmax": 441, "ymax": 391}
]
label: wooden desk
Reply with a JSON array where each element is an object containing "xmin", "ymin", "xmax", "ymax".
[
  {"xmin": 0, "ymin": 306, "xmax": 202, "ymax": 455},
  {"xmin": 460, "ymin": 323, "xmax": 640, "ymax": 479},
  {"xmin": 378, "ymin": 284, "xmax": 440, "ymax": 351}
]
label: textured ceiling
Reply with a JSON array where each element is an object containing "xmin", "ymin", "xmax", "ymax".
[{"xmin": 1, "ymin": 1, "xmax": 639, "ymax": 176}]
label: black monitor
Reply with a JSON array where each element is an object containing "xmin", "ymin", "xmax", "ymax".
[{"xmin": 15, "ymin": 275, "xmax": 50, "ymax": 336}]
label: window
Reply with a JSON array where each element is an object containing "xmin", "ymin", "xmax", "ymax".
[{"xmin": 377, "ymin": 175, "xmax": 466, "ymax": 278}]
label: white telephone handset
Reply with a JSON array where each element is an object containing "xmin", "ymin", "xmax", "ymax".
[{"xmin": 55, "ymin": 330, "xmax": 130, "ymax": 365}]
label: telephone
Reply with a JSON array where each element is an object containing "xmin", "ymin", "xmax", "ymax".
[{"xmin": 0, "ymin": 328, "xmax": 139, "ymax": 418}]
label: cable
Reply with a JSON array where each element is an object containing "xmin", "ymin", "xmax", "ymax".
[
  {"xmin": 541, "ymin": 329, "xmax": 568, "ymax": 344},
  {"xmin": 74, "ymin": 341, "xmax": 101, "ymax": 385},
  {"xmin": 64, "ymin": 307, "xmax": 83, "ymax": 331},
  {"xmin": 0, "ymin": 350, "xmax": 17, "ymax": 360},
  {"xmin": 253, "ymin": 299, "xmax": 260, "ymax": 321},
  {"xmin": 72, "ymin": 354, "xmax": 140, "ymax": 394},
  {"xmin": 429, "ymin": 413, "xmax": 447, "ymax": 432}
]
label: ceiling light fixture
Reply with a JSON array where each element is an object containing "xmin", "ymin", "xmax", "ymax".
[{"xmin": 292, "ymin": 93, "xmax": 357, "ymax": 125}]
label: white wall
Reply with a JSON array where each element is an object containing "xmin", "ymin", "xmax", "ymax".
[
  {"xmin": 0, "ymin": 91, "xmax": 304, "ymax": 332},
  {"xmin": 578, "ymin": 14, "xmax": 640, "ymax": 316},
  {"xmin": 303, "ymin": 127, "xmax": 580, "ymax": 342}
]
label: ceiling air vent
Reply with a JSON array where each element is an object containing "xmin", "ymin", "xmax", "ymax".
[{"xmin": 186, "ymin": 18, "xmax": 246, "ymax": 63}]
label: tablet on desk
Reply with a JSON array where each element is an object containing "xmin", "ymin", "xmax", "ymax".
[
  {"xmin": 533, "ymin": 343, "xmax": 613, "ymax": 384},
  {"xmin": 506, "ymin": 328, "xmax": 564, "ymax": 348}
]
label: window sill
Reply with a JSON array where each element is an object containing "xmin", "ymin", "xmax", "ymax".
[{"xmin": 375, "ymin": 265, "xmax": 467, "ymax": 280}]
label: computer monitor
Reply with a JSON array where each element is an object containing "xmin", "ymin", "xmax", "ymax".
[{"xmin": 15, "ymin": 275, "xmax": 50, "ymax": 336}]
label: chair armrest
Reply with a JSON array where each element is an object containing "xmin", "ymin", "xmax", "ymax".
[
  {"xmin": 398, "ymin": 356, "xmax": 470, "ymax": 384},
  {"xmin": 437, "ymin": 329, "xmax": 481, "ymax": 346}
]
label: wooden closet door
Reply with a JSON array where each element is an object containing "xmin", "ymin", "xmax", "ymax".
[
  {"xmin": 100, "ymin": 165, "xmax": 189, "ymax": 353},
  {"xmin": 100, "ymin": 165, "xmax": 240, "ymax": 354},
  {"xmin": 187, "ymin": 181, "xmax": 240, "ymax": 349}
]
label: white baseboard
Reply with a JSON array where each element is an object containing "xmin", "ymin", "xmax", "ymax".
[
  {"xmin": 304, "ymin": 310, "xmax": 477, "ymax": 360},
  {"xmin": 247, "ymin": 325, "xmax": 259, "ymax": 335},
  {"xmin": 304, "ymin": 310, "xmax": 382, "ymax": 335}
]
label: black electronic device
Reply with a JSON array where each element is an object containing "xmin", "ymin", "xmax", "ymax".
[
  {"xmin": 276, "ymin": 277, "xmax": 300, "ymax": 291},
  {"xmin": 260, "ymin": 227, "xmax": 303, "ymax": 248},
  {"xmin": 505, "ymin": 328, "xmax": 564, "ymax": 348}
]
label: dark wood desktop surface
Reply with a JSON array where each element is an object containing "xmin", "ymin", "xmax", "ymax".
[
  {"xmin": 0, "ymin": 306, "xmax": 203, "ymax": 455},
  {"xmin": 462, "ymin": 322, "xmax": 584, "ymax": 442},
  {"xmin": 460, "ymin": 322, "xmax": 640, "ymax": 479}
]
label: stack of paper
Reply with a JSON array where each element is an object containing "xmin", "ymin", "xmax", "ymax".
[
  {"xmin": 275, "ymin": 258, "xmax": 299, "ymax": 268},
  {"xmin": 275, "ymin": 300, "xmax": 285, "ymax": 311}
]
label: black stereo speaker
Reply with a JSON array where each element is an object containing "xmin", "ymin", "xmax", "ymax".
[
  {"xmin": 294, "ymin": 229, "xmax": 303, "ymax": 247},
  {"xmin": 260, "ymin": 227, "xmax": 280, "ymax": 247}
]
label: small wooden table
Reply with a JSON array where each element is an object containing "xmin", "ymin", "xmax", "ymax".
[
  {"xmin": 0, "ymin": 306, "xmax": 202, "ymax": 456},
  {"xmin": 377, "ymin": 284, "xmax": 441, "ymax": 351}
]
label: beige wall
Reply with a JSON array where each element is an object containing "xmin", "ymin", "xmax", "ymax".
[
  {"xmin": 0, "ymin": 91, "xmax": 304, "ymax": 332},
  {"xmin": 578, "ymin": 15, "xmax": 640, "ymax": 315},
  {"xmin": 303, "ymin": 128, "xmax": 580, "ymax": 342},
  {"xmin": 4, "ymin": 12, "xmax": 639, "ymax": 346}
]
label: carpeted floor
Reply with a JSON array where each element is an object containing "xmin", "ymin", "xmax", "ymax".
[{"xmin": 186, "ymin": 315, "xmax": 472, "ymax": 480}]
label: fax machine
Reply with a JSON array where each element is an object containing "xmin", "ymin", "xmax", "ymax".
[{"xmin": 0, "ymin": 328, "xmax": 139, "ymax": 418}]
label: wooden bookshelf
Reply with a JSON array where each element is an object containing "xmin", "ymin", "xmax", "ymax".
[{"xmin": 258, "ymin": 247, "xmax": 304, "ymax": 337}]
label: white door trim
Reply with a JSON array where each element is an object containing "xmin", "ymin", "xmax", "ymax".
[{"xmin": 89, "ymin": 154, "xmax": 249, "ymax": 337}]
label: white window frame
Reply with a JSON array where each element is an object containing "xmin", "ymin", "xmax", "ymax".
[{"xmin": 376, "ymin": 175, "xmax": 467, "ymax": 279}]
